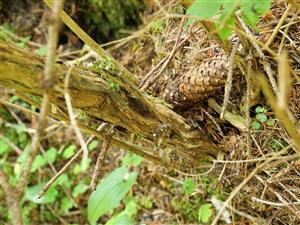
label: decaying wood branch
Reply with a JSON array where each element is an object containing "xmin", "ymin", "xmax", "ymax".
[{"xmin": 0, "ymin": 41, "xmax": 221, "ymax": 170}]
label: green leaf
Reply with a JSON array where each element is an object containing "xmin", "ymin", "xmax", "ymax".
[
  {"xmin": 88, "ymin": 140, "xmax": 98, "ymax": 151},
  {"xmin": 267, "ymin": 119, "xmax": 275, "ymax": 126},
  {"xmin": 18, "ymin": 132, "xmax": 28, "ymax": 145},
  {"xmin": 255, "ymin": 106, "xmax": 265, "ymax": 113},
  {"xmin": 187, "ymin": 1, "xmax": 221, "ymax": 19},
  {"xmin": 122, "ymin": 152, "xmax": 143, "ymax": 167},
  {"xmin": 183, "ymin": 178, "xmax": 195, "ymax": 195},
  {"xmin": 251, "ymin": 121, "xmax": 262, "ymax": 130},
  {"xmin": 240, "ymin": 1, "xmax": 259, "ymax": 27},
  {"xmin": 186, "ymin": 1, "xmax": 222, "ymax": 27},
  {"xmin": 72, "ymin": 182, "xmax": 89, "ymax": 197},
  {"xmin": 45, "ymin": 147, "xmax": 57, "ymax": 163},
  {"xmin": 54, "ymin": 174, "xmax": 70, "ymax": 187},
  {"xmin": 240, "ymin": 0, "xmax": 271, "ymax": 27},
  {"xmin": 25, "ymin": 184, "xmax": 58, "ymax": 204},
  {"xmin": 87, "ymin": 167, "xmax": 137, "ymax": 224},
  {"xmin": 31, "ymin": 155, "xmax": 47, "ymax": 172},
  {"xmin": 60, "ymin": 197, "xmax": 74, "ymax": 213},
  {"xmin": 37, "ymin": 45, "xmax": 47, "ymax": 56},
  {"xmin": 198, "ymin": 203, "xmax": 213, "ymax": 223},
  {"xmin": 16, "ymin": 123, "xmax": 26, "ymax": 133},
  {"xmin": 256, "ymin": 113, "xmax": 267, "ymax": 123},
  {"xmin": 62, "ymin": 144, "xmax": 76, "ymax": 159},
  {"xmin": 31, "ymin": 147, "xmax": 57, "ymax": 172},
  {"xmin": 105, "ymin": 200, "xmax": 137, "ymax": 225},
  {"xmin": 0, "ymin": 138, "xmax": 11, "ymax": 155},
  {"xmin": 216, "ymin": 2, "xmax": 236, "ymax": 40},
  {"xmin": 73, "ymin": 164, "xmax": 81, "ymax": 175},
  {"xmin": 140, "ymin": 196, "xmax": 153, "ymax": 209},
  {"xmin": 16, "ymin": 36, "xmax": 31, "ymax": 48},
  {"xmin": 15, "ymin": 146, "xmax": 29, "ymax": 178},
  {"xmin": 255, "ymin": 0, "xmax": 272, "ymax": 15}
]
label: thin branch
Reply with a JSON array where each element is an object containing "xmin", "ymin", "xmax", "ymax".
[
  {"xmin": 252, "ymin": 197, "xmax": 300, "ymax": 206},
  {"xmin": 17, "ymin": 0, "xmax": 65, "ymax": 192},
  {"xmin": 37, "ymin": 123, "xmax": 106, "ymax": 198},
  {"xmin": 246, "ymin": 55, "xmax": 253, "ymax": 156},
  {"xmin": 90, "ymin": 126, "xmax": 114, "ymax": 191},
  {"xmin": 220, "ymin": 40, "xmax": 239, "ymax": 119},
  {"xmin": 236, "ymin": 13, "xmax": 279, "ymax": 95},
  {"xmin": 64, "ymin": 67, "xmax": 89, "ymax": 171},
  {"xmin": 264, "ymin": 4, "xmax": 292, "ymax": 48}
]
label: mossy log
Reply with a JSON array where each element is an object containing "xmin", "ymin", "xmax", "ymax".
[{"xmin": 0, "ymin": 40, "xmax": 221, "ymax": 170}]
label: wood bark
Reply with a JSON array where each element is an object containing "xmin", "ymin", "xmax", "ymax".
[{"xmin": 0, "ymin": 41, "xmax": 221, "ymax": 170}]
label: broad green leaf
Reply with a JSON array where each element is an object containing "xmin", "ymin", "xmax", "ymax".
[
  {"xmin": 60, "ymin": 197, "xmax": 74, "ymax": 213},
  {"xmin": 31, "ymin": 147, "xmax": 57, "ymax": 172},
  {"xmin": 0, "ymin": 138, "xmax": 11, "ymax": 155},
  {"xmin": 25, "ymin": 184, "xmax": 58, "ymax": 204},
  {"xmin": 255, "ymin": 106, "xmax": 266, "ymax": 113},
  {"xmin": 240, "ymin": 1, "xmax": 258, "ymax": 27},
  {"xmin": 62, "ymin": 144, "xmax": 76, "ymax": 159},
  {"xmin": 216, "ymin": 1, "xmax": 236, "ymax": 40},
  {"xmin": 216, "ymin": 15, "xmax": 235, "ymax": 40},
  {"xmin": 88, "ymin": 167, "xmax": 137, "ymax": 224},
  {"xmin": 16, "ymin": 123, "xmax": 26, "ymax": 133},
  {"xmin": 240, "ymin": 0, "xmax": 271, "ymax": 27},
  {"xmin": 54, "ymin": 174, "xmax": 70, "ymax": 188},
  {"xmin": 187, "ymin": 1, "xmax": 221, "ymax": 19},
  {"xmin": 72, "ymin": 182, "xmax": 89, "ymax": 197},
  {"xmin": 198, "ymin": 203, "xmax": 213, "ymax": 223},
  {"xmin": 122, "ymin": 152, "xmax": 143, "ymax": 167},
  {"xmin": 186, "ymin": 1, "xmax": 222, "ymax": 27},
  {"xmin": 256, "ymin": 113, "xmax": 267, "ymax": 123},
  {"xmin": 105, "ymin": 200, "xmax": 137, "ymax": 225},
  {"xmin": 73, "ymin": 164, "xmax": 81, "ymax": 174},
  {"xmin": 18, "ymin": 132, "xmax": 28, "ymax": 145},
  {"xmin": 183, "ymin": 178, "xmax": 195, "ymax": 195},
  {"xmin": 31, "ymin": 155, "xmax": 46, "ymax": 172},
  {"xmin": 251, "ymin": 121, "xmax": 262, "ymax": 130},
  {"xmin": 45, "ymin": 147, "xmax": 57, "ymax": 163},
  {"xmin": 255, "ymin": 0, "xmax": 272, "ymax": 14},
  {"xmin": 88, "ymin": 140, "xmax": 98, "ymax": 151}
]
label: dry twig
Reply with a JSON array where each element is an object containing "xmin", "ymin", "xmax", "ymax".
[
  {"xmin": 17, "ymin": 0, "xmax": 65, "ymax": 193},
  {"xmin": 90, "ymin": 126, "xmax": 115, "ymax": 191},
  {"xmin": 38, "ymin": 123, "xmax": 106, "ymax": 198},
  {"xmin": 220, "ymin": 40, "xmax": 239, "ymax": 119}
]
